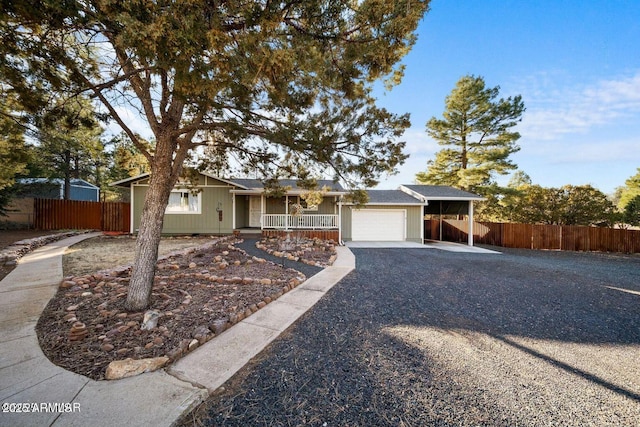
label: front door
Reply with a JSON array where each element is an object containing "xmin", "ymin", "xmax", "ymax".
[{"xmin": 249, "ymin": 196, "xmax": 262, "ymax": 228}]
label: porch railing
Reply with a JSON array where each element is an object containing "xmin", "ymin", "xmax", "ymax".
[{"xmin": 261, "ymin": 214, "xmax": 338, "ymax": 230}]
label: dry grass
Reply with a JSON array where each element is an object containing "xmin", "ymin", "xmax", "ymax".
[{"xmin": 62, "ymin": 236, "xmax": 216, "ymax": 277}]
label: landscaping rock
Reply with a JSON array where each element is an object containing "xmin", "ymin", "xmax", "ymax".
[
  {"xmin": 36, "ymin": 236, "xmax": 306, "ymax": 381},
  {"xmin": 141, "ymin": 310, "xmax": 160, "ymax": 330},
  {"xmin": 104, "ymin": 356, "xmax": 169, "ymax": 380}
]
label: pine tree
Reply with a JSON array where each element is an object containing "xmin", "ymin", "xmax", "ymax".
[
  {"xmin": 1, "ymin": 0, "xmax": 429, "ymax": 310},
  {"xmin": 416, "ymin": 75, "xmax": 525, "ymax": 193}
]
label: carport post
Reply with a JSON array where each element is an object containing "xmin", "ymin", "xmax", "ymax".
[
  {"xmin": 468, "ymin": 201, "xmax": 474, "ymax": 246},
  {"xmin": 338, "ymin": 200, "xmax": 342, "ymax": 243}
]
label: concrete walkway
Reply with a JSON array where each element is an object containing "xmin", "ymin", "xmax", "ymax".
[
  {"xmin": 346, "ymin": 240, "xmax": 500, "ymax": 253},
  {"xmin": 0, "ymin": 234, "xmax": 355, "ymax": 427}
]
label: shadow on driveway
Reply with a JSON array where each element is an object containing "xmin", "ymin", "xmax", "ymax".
[{"xmin": 185, "ymin": 247, "xmax": 640, "ymax": 426}]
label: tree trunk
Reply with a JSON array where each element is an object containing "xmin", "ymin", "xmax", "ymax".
[
  {"xmin": 63, "ymin": 149, "xmax": 72, "ymax": 200},
  {"xmin": 125, "ymin": 167, "xmax": 175, "ymax": 311}
]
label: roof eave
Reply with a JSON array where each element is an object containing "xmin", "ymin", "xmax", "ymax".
[
  {"xmin": 424, "ymin": 196, "xmax": 486, "ymax": 201},
  {"xmin": 230, "ymin": 189, "xmax": 346, "ymax": 196},
  {"xmin": 109, "ymin": 173, "xmax": 151, "ymax": 188},
  {"xmin": 343, "ymin": 202, "xmax": 425, "ymax": 206},
  {"xmin": 399, "ymin": 185, "xmax": 485, "ymax": 201}
]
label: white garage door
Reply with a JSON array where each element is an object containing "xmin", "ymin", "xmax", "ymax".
[{"xmin": 351, "ymin": 209, "xmax": 405, "ymax": 241}]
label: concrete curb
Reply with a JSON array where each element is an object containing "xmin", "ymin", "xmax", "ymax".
[{"xmin": 0, "ymin": 234, "xmax": 355, "ymax": 427}]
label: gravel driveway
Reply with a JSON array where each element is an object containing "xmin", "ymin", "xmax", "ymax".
[{"xmin": 184, "ymin": 247, "xmax": 640, "ymax": 427}]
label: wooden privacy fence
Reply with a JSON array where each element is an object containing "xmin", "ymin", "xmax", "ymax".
[
  {"xmin": 425, "ymin": 219, "xmax": 640, "ymax": 253},
  {"xmin": 34, "ymin": 199, "xmax": 130, "ymax": 232}
]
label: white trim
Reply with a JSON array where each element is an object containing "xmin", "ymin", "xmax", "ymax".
[
  {"xmin": 468, "ymin": 201, "xmax": 474, "ymax": 246},
  {"xmin": 129, "ymin": 183, "xmax": 134, "ymax": 233},
  {"xmin": 232, "ymin": 193, "xmax": 236, "ymax": 230},
  {"xmin": 230, "ymin": 189, "xmax": 346, "ymax": 197},
  {"xmin": 398, "ymin": 185, "xmax": 485, "ymax": 201},
  {"xmin": 399, "ymin": 185, "xmax": 428, "ymax": 203},
  {"xmin": 338, "ymin": 200, "xmax": 342, "ymax": 243},
  {"xmin": 261, "ymin": 214, "xmax": 339, "ymax": 229},
  {"xmin": 110, "ymin": 173, "xmax": 150, "ymax": 187},
  {"xmin": 423, "ymin": 196, "xmax": 484, "ymax": 201},
  {"xmin": 420, "ymin": 208, "xmax": 425, "ymax": 244},
  {"xmin": 165, "ymin": 190, "xmax": 202, "ymax": 214},
  {"xmin": 129, "ymin": 182, "xmax": 232, "ymax": 189},
  {"xmin": 343, "ymin": 202, "xmax": 424, "ymax": 206},
  {"xmin": 111, "ymin": 172, "xmax": 244, "ymax": 189}
]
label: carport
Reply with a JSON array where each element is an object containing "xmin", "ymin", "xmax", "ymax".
[
  {"xmin": 400, "ymin": 185, "xmax": 485, "ymax": 247},
  {"xmin": 423, "ymin": 200, "xmax": 473, "ymax": 243}
]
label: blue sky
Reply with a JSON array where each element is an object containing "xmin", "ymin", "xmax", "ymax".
[{"xmin": 374, "ymin": 0, "xmax": 640, "ymax": 194}]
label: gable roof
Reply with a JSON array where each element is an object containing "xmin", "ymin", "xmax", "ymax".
[
  {"xmin": 400, "ymin": 185, "xmax": 484, "ymax": 201},
  {"xmin": 363, "ymin": 189, "xmax": 425, "ymax": 205},
  {"xmin": 110, "ymin": 172, "xmax": 345, "ymax": 193},
  {"xmin": 110, "ymin": 172, "xmax": 248, "ymax": 189},
  {"xmin": 230, "ymin": 178, "xmax": 344, "ymax": 192}
]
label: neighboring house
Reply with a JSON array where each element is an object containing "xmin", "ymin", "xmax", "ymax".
[
  {"xmin": 15, "ymin": 178, "xmax": 100, "ymax": 202},
  {"xmin": 111, "ymin": 172, "xmax": 484, "ymax": 245}
]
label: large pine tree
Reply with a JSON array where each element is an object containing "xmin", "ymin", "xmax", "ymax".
[
  {"xmin": 2, "ymin": 0, "xmax": 429, "ymax": 310},
  {"xmin": 416, "ymin": 75, "xmax": 525, "ymax": 193}
]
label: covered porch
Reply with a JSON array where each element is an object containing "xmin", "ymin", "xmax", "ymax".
[{"xmin": 230, "ymin": 190, "xmax": 343, "ymax": 240}]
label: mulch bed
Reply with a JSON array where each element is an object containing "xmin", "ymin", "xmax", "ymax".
[{"xmin": 36, "ymin": 238, "xmax": 314, "ymax": 381}]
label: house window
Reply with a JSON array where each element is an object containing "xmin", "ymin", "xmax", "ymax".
[
  {"xmin": 299, "ymin": 197, "xmax": 319, "ymax": 211},
  {"xmin": 166, "ymin": 190, "xmax": 201, "ymax": 214}
]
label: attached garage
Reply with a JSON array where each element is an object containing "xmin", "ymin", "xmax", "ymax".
[
  {"xmin": 341, "ymin": 190, "xmax": 425, "ymax": 243},
  {"xmin": 351, "ymin": 209, "xmax": 406, "ymax": 241}
]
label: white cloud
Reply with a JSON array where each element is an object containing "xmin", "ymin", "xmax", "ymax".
[
  {"xmin": 401, "ymin": 127, "xmax": 439, "ymax": 155},
  {"xmin": 514, "ymin": 71, "xmax": 640, "ymax": 140},
  {"xmin": 519, "ymin": 135, "xmax": 640, "ymax": 164}
]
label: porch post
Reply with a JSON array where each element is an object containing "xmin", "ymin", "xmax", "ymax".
[
  {"xmin": 420, "ymin": 205, "xmax": 425, "ymax": 245},
  {"xmin": 130, "ymin": 183, "xmax": 135, "ymax": 234},
  {"xmin": 285, "ymin": 195, "xmax": 289, "ymax": 231},
  {"xmin": 260, "ymin": 195, "xmax": 265, "ymax": 230},
  {"xmin": 338, "ymin": 198, "xmax": 342, "ymax": 243},
  {"xmin": 468, "ymin": 201, "xmax": 474, "ymax": 246},
  {"xmin": 232, "ymin": 193, "xmax": 236, "ymax": 230}
]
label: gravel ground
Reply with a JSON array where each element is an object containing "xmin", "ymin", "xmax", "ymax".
[
  {"xmin": 235, "ymin": 238, "xmax": 323, "ymax": 279},
  {"xmin": 182, "ymin": 247, "xmax": 640, "ymax": 427}
]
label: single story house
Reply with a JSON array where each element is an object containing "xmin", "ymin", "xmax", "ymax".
[
  {"xmin": 15, "ymin": 178, "xmax": 100, "ymax": 202},
  {"xmin": 112, "ymin": 172, "xmax": 484, "ymax": 245}
]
